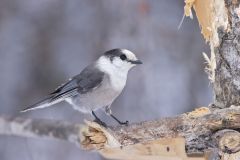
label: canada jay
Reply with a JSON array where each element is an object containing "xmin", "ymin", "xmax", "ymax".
[{"xmin": 21, "ymin": 49, "xmax": 142, "ymax": 126}]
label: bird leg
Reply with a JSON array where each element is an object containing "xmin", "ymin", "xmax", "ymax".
[
  {"xmin": 105, "ymin": 106, "xmax": 129, "ymax": 126},
  {"xmin": 91, "ymin": 111, "xmax": 107, "ymax": 127}
]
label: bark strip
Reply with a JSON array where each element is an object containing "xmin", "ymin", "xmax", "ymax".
[{"xmin": 1, "ymin": 107, "xmax": 240, "ymax": 159}]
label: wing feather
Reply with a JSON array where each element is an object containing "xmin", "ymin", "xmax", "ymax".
[{"xmin": 21, "ymin": 64, "xmax": 105, "ymax": 112}]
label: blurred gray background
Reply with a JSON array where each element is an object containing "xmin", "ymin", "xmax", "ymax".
[{"xmin": 0, "ymin": 0, "xmax": 211, "ymax": 160}]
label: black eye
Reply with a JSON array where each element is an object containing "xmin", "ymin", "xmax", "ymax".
[{"xmin": 120, "ymin": 54, "xmax": 127, "ymax": 60}]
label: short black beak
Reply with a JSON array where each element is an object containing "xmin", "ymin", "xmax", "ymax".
[{"xmin": 129, "ymin": 59, "xmax": 143, "ymax": 64}]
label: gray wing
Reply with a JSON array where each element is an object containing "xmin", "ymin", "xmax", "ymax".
[
  {"xmin": 21, "ymin": 64, "xmax": 104, "ymax": 112},
  {"xmin": 50, "ymin": 64, "xmax": 105, "ymax": 102}
]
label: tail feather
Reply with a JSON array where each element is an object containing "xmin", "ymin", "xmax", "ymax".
[{"xmin": 21, "ymin": 96, "xmax": 64, "ymax": 113}]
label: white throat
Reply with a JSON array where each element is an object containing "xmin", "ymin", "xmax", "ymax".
[{"xmin": 96, "ymin": 56, "xmax": 128, "ymax": 91}]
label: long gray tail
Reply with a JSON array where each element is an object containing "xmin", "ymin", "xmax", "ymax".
[{"xmin": 20, "ymin": 95, "xmax": 64, "ymax": 113}]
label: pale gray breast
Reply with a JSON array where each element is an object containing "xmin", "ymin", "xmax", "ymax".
[{"xmin": 70, "ymin": 73, "xmax": 122, "ymax": 111}]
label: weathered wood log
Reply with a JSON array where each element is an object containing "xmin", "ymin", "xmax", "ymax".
[
  {"xmin": 183, "ymin": 0, "xmax": 240, "ymax": 159},
  {"xmin": 185, "ymin": 0, "xmax": 240, "ymax": 108},
  {"xmin": 1, "ymin": 106, "xmax": 240, "ymax": 159}
]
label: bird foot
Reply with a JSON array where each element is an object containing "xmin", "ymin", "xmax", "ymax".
[
  {"xmin": 110, "ymin": 114, "xmax": 129, "ymax": 126},
  {"xmin": 118, "ymin": 120, "xmax": 129, "ymax": 126}
]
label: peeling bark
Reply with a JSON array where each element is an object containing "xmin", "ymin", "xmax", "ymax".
[
  {"xmin": 2, "ymin": 107, "xmax": 240, "ymax": 159},
  {"xmin": 186, "ymin": 0, "xmax": 240, "ymax": 108},
  {"xmin": 183, "ymin": 1, "xmax": 240, "ymax": 158},
  {"xmin": 214, "ymin": 0, "xmax": 240, "ymax": 108}
]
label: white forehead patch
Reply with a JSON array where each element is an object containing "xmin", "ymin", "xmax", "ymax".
[{"xmin": 121, "ymin": 49, "xmax": 137, "ymax": 60}]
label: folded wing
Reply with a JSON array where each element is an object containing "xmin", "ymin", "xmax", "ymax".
[{"xmin": 21, "ymin": 64, "xmax": 104, "ymax": 112}]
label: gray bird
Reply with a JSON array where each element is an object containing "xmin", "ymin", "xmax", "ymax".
[{"xmin": 21, "ymin": 49, "xmax": 142, "ymax": 126}]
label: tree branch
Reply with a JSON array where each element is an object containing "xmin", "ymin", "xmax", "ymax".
[
  {"xmin": 0, "ymin": 116, "xmax": 83, "ymax": 145},
  {"xmin": 1, "ymin": 106, "xmax": 240, "ymax": 159}
]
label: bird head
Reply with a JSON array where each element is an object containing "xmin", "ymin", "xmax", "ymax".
[{"xmin": 101, "ymin": 49, "xmax": 142, "ymax": 72}]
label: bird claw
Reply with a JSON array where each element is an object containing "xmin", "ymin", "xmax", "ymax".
[{"xmin": 119, "ymin": 120, "xmax": 129, "ymax": 126}]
